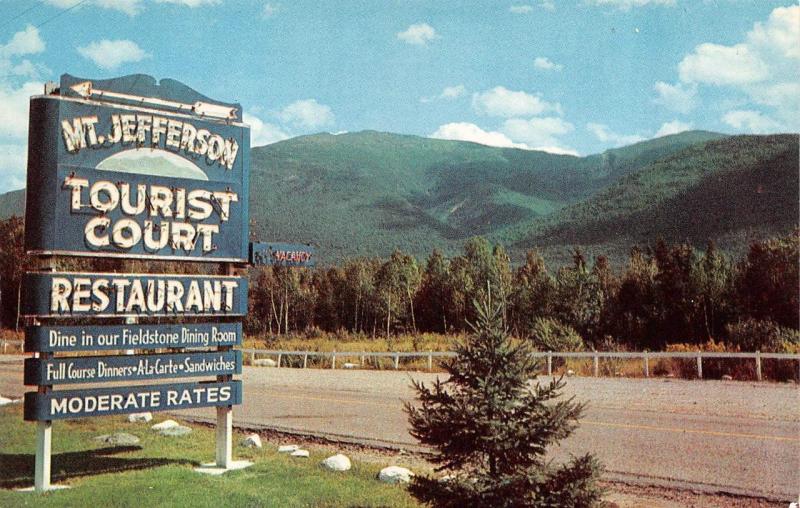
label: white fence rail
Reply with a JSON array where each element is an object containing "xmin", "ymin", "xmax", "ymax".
[
  {"xmin": 241, "ymin": 348, "xmax": 800, "ymax": 381},
  {"xmin": 3, "ymin": 338, "xmax": 798, "ymax": 381}
]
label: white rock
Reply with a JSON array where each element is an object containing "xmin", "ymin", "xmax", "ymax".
[
  {"xmin": 566, "ymin": 369, "xmax": 576, "ymax": 377},
  {"xmin": 278, "ymin": 445, "xmax": 299, "ymax": 453},
  {"xmin": 158, "ymin": 425, "xmax": 192, "ymax": 437},
  {"xmin": 342, "ymin": 363, "xmax": 358, "ymax": 369},
  {"xmin": 128, "ymin": 412, "xmax": 153, "ymax": 423},
  {"xmin": 0, "ymin": 396, "xmax": 16, "ymax": 406},
  {"xmin": 151, "ymin": 419, "xmax": 180, "ymax": 430},
  {"xmin": 290, "ymin": 449, "xmax": 310, "ymax": 458},
  {"xmin": 378, "ymin": 466, "xmax": 414, "ymax": 484},
  {"xmin": 253, "ymin": 358, "xmax": 277, "ymax": 367},
  {"xmin": 721, "ymin": 374, "xmax": 733, "ymax": 381},
  {"xmin": 321, "ymin": 454, "xmax": 351, "ymax": 471},
  {"xmin": 95, "ymin": 432, "xmax": 140, "ymax": 446},
  {"xmin": 242, "ymin": 434, "xmax": 262, "ymax": 448}
]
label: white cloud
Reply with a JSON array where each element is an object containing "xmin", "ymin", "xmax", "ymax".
[
  {"xmin": 672, "ymin": 6, "xmax": 800, "ymax": 131},
  {"xmin": 430, "ymin": 122, "xmax": 528, "ymax": 149},
  {"xmin": 77, "ymin": 39, "xmax": 149, "ymax": 70},
  {"xmin": 533, "ymin": 56, "xmax": 562, "ymax": 71},
  {"xmin": 0, "ymin": 144, "xmax": 27, "ymax": 192},
  {"xmin": 654, "ymin": 120, "xmax": 693, "ymax": 138},
  {"xmin": 277, "ymin": 99, "xmax": 335, "ymax": 130},
  {"xmin": 472, "ymin": 86, "xmax": 560, "ymax": 117},
  {"xmin": 509, "ymin": 5, "xmax": 533, "ymax": 14},
  {"xmin": 653, "ymin": 81, "xmax": 696, "ymax": 114},
  {"xmin": 420, "ymin": 84, "xmax": 466, "ymax": 103},
  {"xmin": 262, "ymin": 2, "xmax": 279, "ymax": 18},
  {"xmin": 678, "ymin": 43, "xmax": 768, "ymax": 85},
  {"xmin": 0, "ymin": 25, "xmax": 44, "ymax": 58},
  {"xmin": 501, "ymin": 117, "xmax": 576, "ymax": 154},
  {"xmin": 155, "ymin": 0, "xmax": 220, "ymax": 7},
  {"xmin": 244, "ymin": 113, "xmax": 290, "ymax": 146},
  {"xmin": 397, "ymin": 23, "xmax": 438, "ymax": 46},
  {"xmin": 721, "ymin": 110, "xmax": 784, "ymax": 134},
  {"xmin": 587, "ymin": 0, "xmax": 675, "ymax": 10},
  {"xmin": 0, "ymin": 27, "xmax": 46, "ymax": 193},
  {"xmin": 0, "ymin": 81, "xmax": 42, "ymax": 140},
  {"xmin": 586, "ymin": 123, "xmax": 645, "ymax": 146},
  {"xmin": 44, "ymin": 0, "xmax": 143, "ymax": 16}
]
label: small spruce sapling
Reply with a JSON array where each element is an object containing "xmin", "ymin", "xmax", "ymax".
[{"xmin": 405, "ymin": 290, "xmax": 603, "ymax": 507}]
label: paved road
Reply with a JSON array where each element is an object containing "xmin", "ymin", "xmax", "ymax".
[{"xmin": 2, "ymin": 359, "xmax": 798, "ymax": 500}]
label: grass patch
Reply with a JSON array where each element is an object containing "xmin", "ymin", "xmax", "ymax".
[{"xmin": 0, "ymin": 405, "xmax": 420, "ymax": 507}]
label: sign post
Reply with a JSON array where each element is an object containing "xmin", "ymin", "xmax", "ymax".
[{"xmin": 20, "ymin": 74, "xmax": 252, "ymax": 490}]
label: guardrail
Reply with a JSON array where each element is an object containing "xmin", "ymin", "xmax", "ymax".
[
  {"xmin": 241, "ymin": 348, "xmax": 800, "ymax": 381},
  {"xmin": 4, "ymin": 338, "xmax": 798, "ymax": 381}
]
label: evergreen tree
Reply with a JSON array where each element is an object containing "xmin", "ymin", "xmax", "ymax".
[{"xmin": 405, "ymin": 291, "xmax": 603, "ymax": 508}]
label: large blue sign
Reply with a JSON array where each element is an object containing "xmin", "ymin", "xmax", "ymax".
[
  {"xmin": 24, "ymin": 74, "xmax": 250, "ymax": 262},
  {"xmin": 24, "ymin": 380, "xmax": 242, "ymax": 421},
  {"xmin": 24, "ymin": 351, "xmax": 241, "ymax": 385},
  {"xmin": 21, "ymin": 272, "xmax": 248, "ymax": 318},
  {"xmin": 26, "ymin": 322, "xmax": 242, "ymax": 352}
]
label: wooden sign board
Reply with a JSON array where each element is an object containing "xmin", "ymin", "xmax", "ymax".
[
  {"xmin": 24, "ymin": 351, "xmax": 241, "ymax": 385},
  {"xmin": 21, "ymin": 272, "xmax": 247, "ymax": 318},
  {"xmin": 25, "ymin": 322, "xmax": 242, "ymax": 352},
  {"xmin": 24, "ymin": 380, "xmax": 242, "ymax": 421},
  {"xmin": 249, "ymin": 242, "xmax": 315, "ymax": 267}
]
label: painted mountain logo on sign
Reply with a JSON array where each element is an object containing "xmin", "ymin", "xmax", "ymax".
[{"xmin": 96, "ymin": 148, "xmax": 209, "ymax": 181}]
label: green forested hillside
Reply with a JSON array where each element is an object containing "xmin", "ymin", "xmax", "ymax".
[
  {"xmin": 512, "ymin": 134, "xmax": 799, "ymax": 256},
  {"xmin": 0, "ymin": 189, "xmax": 24, "ymax": 220},
  {"xmin": 1, "ymin": 130, "xmax": 796, "ymax": 264}
]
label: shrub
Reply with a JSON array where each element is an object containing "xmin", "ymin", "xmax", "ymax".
[
  {"xmin": 527, "ymin": 317, "xmax": 585, "ymax": 352},
  {"xmin": 726, "ymin": 318, "xmax": 800, "ymax": 352}
]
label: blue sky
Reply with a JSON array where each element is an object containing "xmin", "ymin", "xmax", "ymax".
[{"xmin": 0, "ymin": 0, "xmax": 798, "ymax": 192}]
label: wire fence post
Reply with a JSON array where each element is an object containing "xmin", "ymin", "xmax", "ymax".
[
  {"xmin": 696, "ymin": 355, "xmax": 703, "ymax": 379},
  {"xmin": 331, "ymin": 352, "xmax": 336, "ymax": 370},
  {"xmin": 643, "ymin": 352, "xmax": 650, "ymax": 378},
  {"xmin": 277, "ymin": 353, "xmax": 282, "ymax": 368},
  {"xmin": 427, "ymin": 352, "xmax": 433, "ymax": 371},
  {"xmin": 394, "ymin": 353, "xmax": 399, "ymax": 370},
  {"xmin": 593, "ymin": 355, "xmax": 599, "ymax": 377},
  {"xmin": 303, "ymin": 353, "xmax": 308, "ymax": 369},
  {"xmin": 547, "ymin": 352, "xmax": 552, "ymax": 376}
]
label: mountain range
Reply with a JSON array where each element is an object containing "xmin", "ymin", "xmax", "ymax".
[{"xmin": 1, "ymin": 130, "xmax": 797, "ymax": 266}]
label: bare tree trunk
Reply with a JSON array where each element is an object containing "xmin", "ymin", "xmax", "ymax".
[
  {"xmin": 407, "ymin": 287, "xmax": 417, "ymax": 334},
  {"xmin": 284, "ymin": 283, "xmax": 289, "ymax": 334},
  {"xmin": 386, "ymin": 293, "xmax": 391, "ymax": 340}
]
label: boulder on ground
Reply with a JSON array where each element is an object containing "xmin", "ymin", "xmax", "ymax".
[
  {"xmin": 378, "ymin": 466, "xmax": 414, "ymax": 484},
  {"xmin": 0, "ymin": 396, "xmax": 18, "ymax": 406},
  {"xmin": 290, "ymin": 449, "xmax": 310, "ymax": 458},
  {"xmin": 151, "ymin": 419, "xmax": 180, "ymax": 430},
  {"xmin": 278, "ymin": 445, "xmax": 299, "ymax": 453},
  {"xmin": 128, "ymin": 412, "xmax": 153, "ymax": 423},
  {"xmin": 721, "ymin": 374, "xmax": 733, "ymax": 381},
  {"xmin": 321, "ymin": 454, "xmax": 351, "ymax": 471},
  {"xmin": 342, "ymin": 363, "xmax": 358, "ymax": 369},
  {"xmin": 241, "ymin": 434, "xmax": 262, "ymax": 448},
  {"xmin": 566, "ymin": 369, "xmax": 576, "ymax": 377},
  {"xmin": 158, "ymin": 425, "xmax": 192, "ymax": 437},
  {"xmin": 94, "ymin": 432, "xmax": 140, "ymax": 446},
  {"xmin": 253, "ymin": 358, "xmax": 277, "ymax": 367}
]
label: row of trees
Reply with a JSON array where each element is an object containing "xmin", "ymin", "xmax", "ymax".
[
  {"xmin": 1, "ymin": 214, "xmax": 796, "ymax": 351},
  {"xmin": 245, "ymin": 233, "xmax": 799, "ymax": 351}
]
